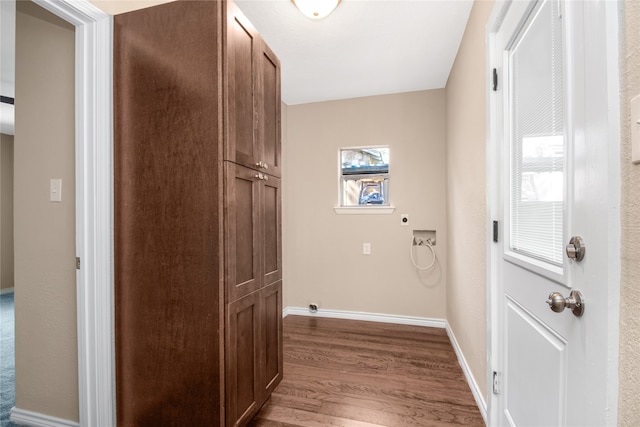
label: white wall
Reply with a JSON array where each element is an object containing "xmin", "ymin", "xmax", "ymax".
[
  {"xmin": 14, "ymin": 1, "xmax": 78, "ymax": 421},
  {"xmin": 283, "ymin": 90, "xmax": 448, "ymax": 319}
]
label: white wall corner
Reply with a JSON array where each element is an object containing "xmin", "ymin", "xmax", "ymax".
[
  {"xmin": 446, "ymin": 322, "xmax": 488, "ymax": 424},
  {"xmin": 10, "ymin": 407, "xmax": 79, "ymax": 427}
]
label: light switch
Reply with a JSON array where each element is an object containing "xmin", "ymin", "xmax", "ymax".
[
  {"xmin": 50, "ymin": 179, "xmax": 62, "ymax": 202},
  {"xmin": 632, "ymin": 95, "xmax": 640, "ymax": 164}
]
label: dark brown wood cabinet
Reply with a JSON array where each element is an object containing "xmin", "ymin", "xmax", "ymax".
[
  {"xmin": 225, "ymin": 1, "xmax": 282, "ymax": 178},
  {"xmin": 114, "ymin": 1, "xmax": 282, "ymax": 426},
  {"xmin": 225, "ymin": 281, "xmax": 282, "ymax": 427}
]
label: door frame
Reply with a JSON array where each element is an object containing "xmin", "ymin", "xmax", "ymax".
[
  {"xmin": 486, "ymin": 0, "xmax": 621, "ymax": 425},
  {"xmin": 31, "ymin": 1, "xmax": 114, "ymax": 425}
]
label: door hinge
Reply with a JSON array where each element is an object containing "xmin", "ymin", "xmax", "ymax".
[
  {"xmin": 76, "ymin": 257, "xmax": 81, "ymax": 270},
  {"xmin": 492, "ymin": 68, "xmax": 498, "ymax": 91},
  {"xmin": 493, "ymin": 371, "xmax": 500, "ymax": 394},
  {"xmin": 493, "ymin": 220, "xmax": 499, "ymax": 243}
]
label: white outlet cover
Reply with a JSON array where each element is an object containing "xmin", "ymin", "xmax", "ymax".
[
  {"xmin": 632, "ymin": 95, "xmax": 640, "ymax": 164},
  {"xmin": 363, "ymin": 243, "xmax": 371, "ymax": 255}
]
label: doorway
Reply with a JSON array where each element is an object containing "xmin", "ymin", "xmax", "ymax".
[
  {"xmin": 487, "ymin": 0, "xmax": 620, "ymax": 425},
  {"xmin": 0, "ymin": 0, "xmax": 112, "ymax": 425}
]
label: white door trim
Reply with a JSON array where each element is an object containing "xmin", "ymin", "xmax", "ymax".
[
  {"xmin": 486, "ymin": 0, "xmax": 621, "ymax": 425},
  {"xmin": 31, "ymin": 1, "xmax": 114, "ymax": 425}
]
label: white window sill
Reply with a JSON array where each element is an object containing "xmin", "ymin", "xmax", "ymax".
[{"xmin": 333, "ymin": 205, "xmax": 396, "ymax": 215}]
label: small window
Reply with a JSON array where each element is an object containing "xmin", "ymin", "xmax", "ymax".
[{"xmin": 340, "ymin": 147, "xmax": 390, "ymax": 207}]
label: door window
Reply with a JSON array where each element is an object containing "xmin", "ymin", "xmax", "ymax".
[{"xmin": 508, "ymin": 0, "xmax": 564, "ymax": 267}]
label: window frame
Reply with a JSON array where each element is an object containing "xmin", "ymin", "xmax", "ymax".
[{"xmin": 334, "ymin": 145, "xmax": 395, "ymax": 215}]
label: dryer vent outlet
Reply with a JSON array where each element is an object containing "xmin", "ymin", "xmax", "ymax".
[{"xmin": 308, "ymin": 303, "xmax": 318, "ymax": 313}]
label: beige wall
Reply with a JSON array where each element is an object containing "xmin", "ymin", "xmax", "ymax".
[
  {"xmin": 14, "ymin": 1, "xmax": 78, "ymax": 421},
  {"xmin": 283, "ymin": 90, "xmax": 448, "ymax": 319},
  {"xmin": 281, "ymin": 101, "xmax": 290, "ymax": 309},
  {"xmin": 1, "ymin": 133, "xmax": 14, "ymax": 290},
  {"xmin": 89, "ymin": 0, "xmax": 174, "ymax": 15},
  {"xmin": 619, "ymin": 0, "xmax": 640, "ymax": 424},
  {"xmin": 445, "ymin": 0, "xmax": 494, "ymax": 403}
]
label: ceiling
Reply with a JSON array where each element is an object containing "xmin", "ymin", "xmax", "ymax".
[
  {"xmin": 0, "ymin": 0, "xmax": 475, "ymax": 135},
  {"xmin": 1, "ymin": 0, "xmax": 15, "ymax": 134},
  {"xmin": 235, "ymin": 0, "xmax": 474, "ymax": 105}
]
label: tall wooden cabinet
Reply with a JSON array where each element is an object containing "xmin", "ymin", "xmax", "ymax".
[{"xmin": 114, "ymin": 1, "xmax": 282, "ymax": 426}]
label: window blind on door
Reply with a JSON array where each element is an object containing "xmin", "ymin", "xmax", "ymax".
[{"xmin": 509, "ymin": 0, "xmax": 564, "ymax": 266}]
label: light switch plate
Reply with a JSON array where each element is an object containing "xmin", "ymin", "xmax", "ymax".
[
  {"xmin": 50, "ymin": 179, "xmax": 62, "ymax": 202},
  {"xmin": 632, "ymin": 95, "xmax": 640, "ymax": 164}
]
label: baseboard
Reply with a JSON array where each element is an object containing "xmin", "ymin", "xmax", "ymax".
[
  {"xmin": 10, "ymin": 407, "xmax": 79, "ymax": 427},
  {"xmin": 446, "ymin": 323, "xmax": 488, "ymax": 424},
  {"xmin": 283, "ymin": 306, "xmax": 446, "ymax": 329},
  {"xmin": 0, "ymin": 287, "xmax": 14, "ymax": 295}
]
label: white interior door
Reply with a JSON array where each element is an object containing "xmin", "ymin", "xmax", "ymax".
[{"xmin": 488, "ymin": 0, "xmax": 620, "ymax": 426}]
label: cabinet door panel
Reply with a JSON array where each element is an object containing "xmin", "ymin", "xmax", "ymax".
[
  {"xmin": 226, "ymin": 292, "xmax": 261, "ymax": 427},
  {"xmin": 259, "ymin": 43, "xmax": 281, "ymax": 177},
  {"xmin": 226, "ymin": 1, "xmax": 259, "ymax": 167},
  {"xmin": 225, "ymin": 162, "xmax": 261, "ymax": 302},
  {"xmin": 262, "ymin": 175, "xmax": 281, "ymax": 286},
  {"xmin": 261, "ymin": 281, "xmax": 283, "ymax": 396}
]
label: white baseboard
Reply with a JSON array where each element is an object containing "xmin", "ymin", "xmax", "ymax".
[
  {"xmin": 446, "ymin": 324, "xmax": 488, "ymax": 424},
  {"xmin": 10, "ymin": 407, "xmax": 79, "ymax": 427},
  {"xmin": 283, "ymin": 306, "xmax": 446, "ymax": 329},
  {"xmin": 0, "ymin": 287, "xmax": 14, "ymax": 295}
]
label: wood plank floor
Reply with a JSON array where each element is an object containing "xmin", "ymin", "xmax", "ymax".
[{"xmin": 249, "ymin": 315, "xmax": 484, "ymax": 427}]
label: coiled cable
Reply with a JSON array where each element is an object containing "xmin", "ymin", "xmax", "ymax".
[{"xmin": 410, "ymin": 236, "xmax": 436, "ymax": 270}]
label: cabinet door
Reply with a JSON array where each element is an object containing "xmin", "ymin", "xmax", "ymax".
[
  {"xmin": 261, "ymin": 174, "xmax": 282, "ymax": 287},
  {"xmin": 257, "ymin": 41, "xmax": 281, "ymax": 178},
  {"xmin": 261, "ymin": 281, "xmax": 283, "ymax": 397},
  {"xmin": 225, "ymin": 1, "xmax": 259, "ymax": 168},
  {"xmin": 226, "ymin": 291, "xmax": 261, "ymax": 427},
  {"xmin": 225, "ymin": 162, "xmax": 261, "ymax": 302}
]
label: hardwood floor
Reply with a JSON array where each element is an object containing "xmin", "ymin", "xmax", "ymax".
[{"xmin": 249, "ymin": 315, "xmax": 484, "ymax": 427}]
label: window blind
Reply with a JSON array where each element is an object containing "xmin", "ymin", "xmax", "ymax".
[{"xmin": 509, "ymin": 0, "xmax": 564, "ymax": 266}]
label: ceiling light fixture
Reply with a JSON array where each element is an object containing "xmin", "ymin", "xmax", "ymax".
[{"xmin": 291, "ymin": 0, "xmax": 341, "ymax": 20}]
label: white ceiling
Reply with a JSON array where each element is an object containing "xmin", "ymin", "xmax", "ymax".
[
  {"xmin": 1, "ymin": 0, "xmax": 15, "ymax": 135},
  {"xmin": 235, "ymin": 0, "xmax": 474, "ymax": 105},
  {"xmin": 0, "ymin": 0, "xmax": 474, "ymax": 134}
]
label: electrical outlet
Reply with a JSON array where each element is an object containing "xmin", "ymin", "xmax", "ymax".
[
  {"xmin": 363, "ymin": 243, "xmax": 371, "ymax": 255},
  {"xmin": 401, "ymin": 214, "xmax": 409, "ymax": 225}
]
